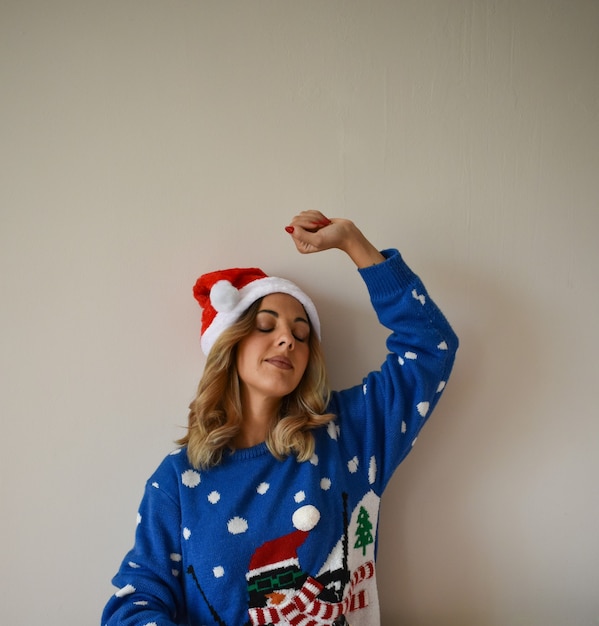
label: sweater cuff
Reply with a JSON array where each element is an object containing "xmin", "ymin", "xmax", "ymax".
[{"xmin": 358, "ymin": 248, "xmax": 419, "ymax": 300}]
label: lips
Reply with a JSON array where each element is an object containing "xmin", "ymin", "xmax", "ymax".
[{"xmin": 265, "ymin": 356, "xmax": 293, "ymax": 370}]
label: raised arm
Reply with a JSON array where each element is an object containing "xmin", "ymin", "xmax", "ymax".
[{"xmin": 287, "ymin": 210, "xmax": 459, "ymax": 494}]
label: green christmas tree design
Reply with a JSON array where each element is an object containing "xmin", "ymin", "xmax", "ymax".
[{"xmin": 354, "ymin": 506, "xmax": 374, "ymax": 556}]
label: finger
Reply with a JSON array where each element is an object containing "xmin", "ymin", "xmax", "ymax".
[{"xmin": 290, "ymin": 211, "xmax": 332, "ymax": 232}]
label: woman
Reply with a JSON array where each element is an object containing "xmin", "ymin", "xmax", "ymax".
[{"xmin": 102, "ymin": 211, "xmax": 458, "ymax": 626}]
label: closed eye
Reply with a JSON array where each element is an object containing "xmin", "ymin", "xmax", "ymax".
[
  {"xmin": 293, "ymin": 333, "xmax": 308, "ymax": 343},
  {"xmin": 256, "ymin": 326, "xmax": 308, "ymax": 342},
  {"xmin": 256, "ymin": 309, "xmax": 310, "ymax": 343}
]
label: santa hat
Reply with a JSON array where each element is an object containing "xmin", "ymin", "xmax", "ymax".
[
  {"xmin": 193, "ymin": 267, "xmax": 321, "ymax": 356},
  {"xmin": 246, "ymin": 505, "xmax": 320, "ymax": 581}
]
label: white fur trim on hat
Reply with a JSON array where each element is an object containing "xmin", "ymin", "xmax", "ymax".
[{"xmin": 201, "ymin": 276, "xmax": 321, "ymax": 356}]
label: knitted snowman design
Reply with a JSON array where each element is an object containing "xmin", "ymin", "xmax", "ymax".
[{"xmin": 246, "ymin": 504, "xmax": 373, "ymax": 626}]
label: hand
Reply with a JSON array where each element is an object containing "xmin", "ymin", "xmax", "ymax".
[
  {"xmin": 285, "ymin": 210, "xmax": 349, "ymax": 254},
  {"xmin": 285, "ymin": 210, "xmax": 385, "ymax": 268}
]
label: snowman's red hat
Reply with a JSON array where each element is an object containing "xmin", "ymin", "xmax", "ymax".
[
  {"xmin": 245, "ymin": 505, "xmax": 320, "ymax": 581},
  {"xmin": 193, "ymin": 267, "xmax": 321, "ymax": 356},
  {"xmin": 247, "ymin": 529, "xmax": 308, "ymax": 581}
]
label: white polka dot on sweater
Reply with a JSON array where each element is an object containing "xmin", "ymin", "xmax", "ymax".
[
  {"xmin": 295, "ymin": 491, "xmax": 306, "ymax": 503},
  {"xmin": 438, "ymin": 341, "xmax": 448, "ymax": 350},
  {"xmin": 228, "ymin": 517, "xmax": 248, "ymax": 535},
  {"xmin": 348, "ymin": 456, "xmax": 359, "ymax": 473},
  {"xmin": 181, "ymin": 469, "xmax": 201, "ymax": 488},
  {"xmin": 208, "ymin": 491, "xmax": 221, "ymax": 504},
  {"xmin": 320, "ymin": 477, "xmax": 332, "ymax": 490},
  {"xmin": 437, "ymin": 381, "xmax": 446, "ymax": 392},
  {"xmin": 327, "ymin": 421, "xmax": 339, "ymax": 441},
  {"xmin": 256, "ymin": 482, "xmax": 269, "ymax": 495},
  {"xmin": 115, "ymin": 584, "xmax": 135, "ymax": 598},
  {"xmin": 368, "ymin": 456, "xmax": 377, "ymax": 485},
  {"xmin": 183, "ymin": 527, "xmax": 191, "ymax": 540},
  {"xmin": 412, "ymin": 289, "xmax": 426, "ymax": 305},
  {"xmin": 213, "ymin": 566, "xmax": 225, "ymax": 578},
  {"xmin": 417, "ymin": 401, "xmax": 430, "ymax": 417}
]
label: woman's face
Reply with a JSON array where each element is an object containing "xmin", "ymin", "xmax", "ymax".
[{"xmin": 236, "ymin": 293, "xmax": 311, "ymax": 405}]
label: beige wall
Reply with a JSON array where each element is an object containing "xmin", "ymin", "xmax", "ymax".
[{"xmin": 2, "ymin": 1, "xmax": 598, "ymax": 624}]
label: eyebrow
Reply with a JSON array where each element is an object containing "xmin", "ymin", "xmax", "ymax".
[{"xmin": 257, "ymin": 309, "xmax": 310, "ymax": 326}]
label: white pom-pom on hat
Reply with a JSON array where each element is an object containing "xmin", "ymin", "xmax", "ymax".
[
  {"xmin": 292, "ymin": 505, "xmax": 320, "ymax": 532},
  {"xmin": 210, "ymin": 280, "xmax": 241, "ymax": 313}
]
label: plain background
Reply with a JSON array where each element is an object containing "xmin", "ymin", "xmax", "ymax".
[{"xmin": 1, "ymin": 1, "xmax": 598, "ymax": 624}]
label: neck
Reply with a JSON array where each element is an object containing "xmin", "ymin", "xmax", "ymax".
[{"xmin": 234, "ymin": 391, "xmax": 281, "ymax": 449}]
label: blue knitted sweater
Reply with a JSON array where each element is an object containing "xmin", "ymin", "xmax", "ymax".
[{"xmin": 102, "ymin": 249, "xmax": 458, "ymax": 626}]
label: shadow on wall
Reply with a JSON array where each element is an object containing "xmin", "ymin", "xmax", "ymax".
[{"xmin": 375, "ymin": 262, "xmax": 547, "ymax": 624}]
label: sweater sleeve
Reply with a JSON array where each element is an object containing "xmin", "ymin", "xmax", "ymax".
[
  {"xmin": 328, "ymin": 248, "xmax": 459, "ymax": 495},
  {"xmin": 101, "ymin": 458, "xmax": 185, "ymax": 626}
]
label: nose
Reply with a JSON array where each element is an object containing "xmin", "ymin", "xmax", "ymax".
[{"xmin": 276, "ymin": 326, "xmax": 294, "ymax": 349}]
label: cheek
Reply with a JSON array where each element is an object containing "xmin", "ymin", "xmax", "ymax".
[{"xmin": 297, "ymin": 348, "xmax": 311, "ymax": 376}]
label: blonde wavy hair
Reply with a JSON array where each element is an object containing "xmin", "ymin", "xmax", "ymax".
[{"xmin": 177, "ymin": 298, "xmax": 335, "ymax": 469}]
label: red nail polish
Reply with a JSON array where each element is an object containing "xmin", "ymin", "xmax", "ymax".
[{"xmin": 285, "ymin": 226, "xmax": 294, "ymax": 234}]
